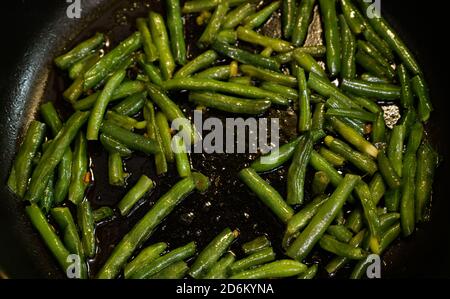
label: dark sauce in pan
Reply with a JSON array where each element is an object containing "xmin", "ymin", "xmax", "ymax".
[{"xmin": 40, "ymin": 0, "xmax": 431, "ymax": 278}]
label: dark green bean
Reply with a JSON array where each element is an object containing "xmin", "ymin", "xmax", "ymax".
[
  {"xmin": 400, "ymin": 152, "xmax": 417, "ymax": 237},
  {"xmin": 167, "ymin": 0, "xmax": 187, "ymax": 65},
  {"xmin": 223, "ymin": 3, "xmax": 256, "ymax": 29},
  {"xmin": 397, "ymin": 64, "xmax": 413, "ymax": 109},
  {"xmin": 355, "ymin": 50, "xmax": 395, "ymax": 80},
  {"xmin": 77, "ymin": 199, "xmax": 96, "ymax": 258},
  {"xmin": 97, "ymin": 177, "xmax": 196, "ymax": 278},
  {"xmin": 312, "ymin": 171, "xmax": 330, "ymax": 196},
  {"xmin": 242, "ymin": 1, "xmax": 281, "ymax": 29},
  {"xmin": 297, "ymin": 68, "xmax": 311, "ymax": 132},
  {"xmin": 149, "ymin": 12, "xmax": 176, "ymax": 80},
  {"xmin": 55, "ymin": 33, "xmax": 105, "ymax": 70},
  {"xmin": 339, "ymin": 0, "xmax": 365, "ymax": 35},
  {"xmin": 357, "ymin": 40, "xmax": 395, "ymax": 78},
  {"xmin": 174, "ymin": 50, "xmax": 218, "ymax": 78},
  {"xmin": 195, "ymin": 65, "xmax": 231, "ymax": 80},
  {"xmin": 287, "ymin": 174, "xmax": 360, "ymax": 260},
  {"xmin": 327, "ymin": 109, "xmax": 376, "ymax": 122},
  {"xmin": 68, "ymin": 132, "xmax": 89, "ymax": 205},
  {"xmin": 312, "ymin": 102, "xmax": 326, "ymax": 130},
  {"xmin": 411, "ymin": 75, "xmax": 433, "ymax": 122},
  {"xmin": 341, "ymin": 78, "xmax": 401, "ymax": 100},
  {"xmin": 360, "ymin": 73, "xmax": 390, "ymax": 84},
  {"xmin": 415, "ymin": 142, "xmax": 438, "ymax": 222},
  {"xmin": 239, "ymin": 168, "xmax": 294, "ymax": 223},
  {"xmin": 287, "ymin": 133, "xmax": 313, "ymax": 205},
  {"xmin": 39, "ymin": 172, "xmax": 55, "ymax": 215},
  {"xmin": 319, "ymin": 0, "xmax": 341, "ymax": 77},
  {"xmin": 387, "ymin": 125, "xmax": 406, "ymax": 177},
  {"xmin": 25, "ymin": 112, "xmax": 89, "ymax": 203},
  {"xmin": 230, "ymin": 260, "xmax": 307, "ymax": 279},
  {"xmin": 378, "ymin": 149, "xmax": 401, "ymax": 189},
  {"xmin": 291, "ymin": 0, "xmax": 315, "ymax": 46},
  {"xmin": 282, "ymin": 0, "xmax": 297, "ymax": 39},
  {"xmin": 198, "ymin": 2, "xmax": 229, "ymax": 48},
  {"xmin": 83, "ymin": 32, "xmax": 141, "ymax": 91},
  {"xmin": 189, "ymin": 228, "xmax": 237, "ymax": 278},
  {"xmin": 371, "ymin": 112, "xmax": 386, "ymax": 143},
  {"xmin": 240, "ymin": 64, "xmax": 297, "ymax": 87},
  {"xmin": 340, "ymin": 14, "xmax": 356, "ymax": 79},
  {"xmin": 113, "ymin": 92, "xmax": 146, "ymax": 117},
  {"xmin": 217, "ymin": 29, "xmax": 238, "ymax": 44},
  {"xmin": 8, "ymin": 121, "xmax": 46, "ymax": 198}
]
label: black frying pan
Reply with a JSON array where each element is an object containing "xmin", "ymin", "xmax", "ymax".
[{"xmin": 1, "ymin": 0, "xmax": 449, "ymax": 278}]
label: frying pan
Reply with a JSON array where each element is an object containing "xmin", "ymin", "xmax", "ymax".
[{"xmin": 0, "ymin": 0, "xmax": 449, "ymax": 279}]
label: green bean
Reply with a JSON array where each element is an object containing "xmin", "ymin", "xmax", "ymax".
[
  {"xmin": 162, "ymin": 77, "xmax": 288, "ymax": 105},
  {"xmin": 296, "ymin": 69, "xmax": 311, "ymax": 132},
  {"xmin": 308, "ymin": 72, "xmax": 360, "ymax": 109},
  {"xmin": 378, "ymin": 149, "xmax": 401, "ymax": 189},
  {"xmin": 400, "ymin": 152, "xmax": 417, "ymax": 237},
  {"xmin": 369, "ymin": 173, "xmax": 385, "ymax": 206},
  {"xmin": 195, "ymin": 65, "xmax": 231, "ymax": 80},
  {"xmin": 385, "ymin": 189, "xmax": 400, "ymax": 213},
  {"xmin": 55, "ymin": 33, "xmax": 105, "ymax": 70},
  {"xmin": 325, "ymin": 136, "xmax": 377, "ymax": 175},
  {"xmin": 411, "ymin": 75, "xmax": 433, "ymax": 122},
  {"xmin": 327, "ymin": 225, "xmax": 353, "ymax": 243},
  {"xmin": 237, "ymin": 26, "xmax": 293, "ymax": 53},
  {"xmin": 275, "ymin": 46, "xmax": 327, "ymax": 64},
  {"xmin": 346, "ymin": 209, "xmax": 364, "ymax": 233},
  {"xmin": 212, "ymin": 41, "xmax": 280, "ymax": 72},
  {"xmin": 341, "ymin": 78, "xmax": 401, "ymax": 100},
  {"xmin": 379, "ymin": 213, "xmax": 400, "ymax": 233},
  {"xmin": 297, "ymin": 264, "xmax": 318, "ymax": 279},
  {"xmin": 242, "ymin": 236, "xmax": 271, "ymax": 255},
  {"xmin": 77, "ymin": 199, "xmax": 96, "ymax": 258},
  {"xmin": 311, "ymin": 103, "xmax": 326, "ymax": 131},
  {"xmin": 329, "ymin": 117, "xmax": 378, "ymax": 158},
  {"xmin": 149, "ymin": 12, "xmax": 176, "ymax": 80},
  {"xmin": 118, "ymin": 175, "xmax": 154, "ymax": 216},
  {"xmin": 198, "ymin": 2, "xmax": 229, "ymax": 48},
  {"xmin": 73, "ymin": 81, "xmax": 145, "ymax": 111},
  {"xmin": 287, "ymin": 174, "xmax": 360, "ymax": 260},
  {"xmin": 223, "ymin": 3, "xmax": 256, "ymax": 29},
  {"xmin": 230, "ymin": 260, "xmax": 307, "ymax": 279},
  {"xmin": 113, "ymin": 92, "xmax": 146, "ymax": 117},
  {"xmin": 319, "ymin": 147, "xmax": 345, "ymax": 167},
  {"xmin": 357, "ymin": 40, "xmax": 394, "ymax": 75},
  {"xmin": 354, "ymin": 182, "xmax": 381, "ymax": 253},
  {"xmin": 108, "ymin": 152, "xmax": 126, "ymax": 187},
  {"xmin": 143, "ymin": 101, "xmax": 168, "ymax": 175},
  {"xmin": 240, "ymin": 64, "xmax": 297, "ymax": 87},
  {"xmin": 124, "ymin": 242, "xmax": 167, "ymax": 278},
  {"xmin": 136, "ymin": 18, "xmax": 158, "ymax": 62},
  {"xmin": 106, "ymin": 110, "xmax": 142, "ymax": 131},
  {"xmin": 68, "ymin": 132, "xmax": 89, "ymax": 205},
  {"xmin": 415, "ymin": 142, "xmax": 438, "ymax": 222},
  {"xmin": 172, "ymin": 135, "xmax": 191, "ymax": 178},
  {"xmin": 154, "ymin": 112, "xmax": 175, "ymax": 163},
  {"xmin": 26, "ymin": 204, "xmax": 72, "ymax": 273},
  {"xmin": 217, "ymin": 29, "xmax": 238, "ymax": 44},
  {"xmin": 360, "ymin": 73, "xmax": 390, "ymax": 84},
  {"xmin": 229, "ymin": 76, "xmax": 253, "ymax": 85},
  {"xmin": 182, "ymin": 0, "xmax": 254, "ymax": 13},
  {"xmin": 83, "ymin": 32, "xmax": 141, "ymax": 91},
  {"xmin": 285, "ymin": 195, "xmax": 329, "ymax": 245},
  {"xmin": 100, "ymin": 134, "xmax": 133, "ymax": 157},
  {"xmin": 397, "ymin": 64, "xmax": 413, "ymax": 109},
  {"xmin": 242, "ymin": 1, "xmax": 281, "ymax": 29},
  {"xmin": 312, "ymin": 171, "xmax": 330, "ymax": 196},
  {"xmin": 295, "ymin": 52, "xmax": 327, "ymax": 82},
  {"xmin": 358, "ymin": 1, "xmax": 420, "ymax": 74},
  {"xmin": 319, "ymin": 0, "xmax": 341, "ymax": 77},
  {"xmin": 107, "ymin": 155, "xmax": 125, "ymax": 187},
  {"xmin": 379, "ymin": 222, "xmax": 401, "ymax": 252},
  {"xmin": 239, "ymin": 168, "xmax": 294, "ymax": 223},
  {"xmin": 291, "ymin": 0, "xmax": 315, "ymax": 46},
  {"xmin": 97, "ymin": 177, "xmax": 196, "ymax": 278},
  {"xmin": 174, "ymin": 50, "xmax": 218, "ymax": 78},
  {"xmin": 325, "ymin": 229, "xmax": 365, "ymax": 274},
  {"xmin": 145, "ymin": 83, "xmax": 185, "ymax": 121},
  {"xmin": 8, "ymin": 121, "xmax": 46, "ymax": 198},
  {"xmin": 131, "ymin": 242, "xmax": 196, "ymax": 279},
  {"xmin": 203, "ymin": 253, "xmax": 236, "ymax": 279},
  {"xmin": 52, "ymin": 207, "xmax": 88, "ymax": 279},
  {"xmin": 190, "ymin": 172, "xmax": 209, "ymax": 193},
  {"xmin": 320, "ymin": 234, "xmax": 367, "ymax": 259},
  {"xmin": 387, "ymin": 125, "xmax": 406, "ymax": 177},
  {"xmin": 100, "ymin": 121, "xmax": 159, "ymax": 155},
  {"xmin": 189, "ymin": 228, "xmax": 237, "ymax": 278},
  {"xmin": 325, "ymin": 99, "xmax": 366, "ymax": 136},
  {"xmin": 339, "ymin": 14, "xmax": 356, "ymax": 80},
  {"xmin": 287, "ymin": 133, "xmax": 313, "ymax": 205},
  {"xmin": 356, "ymin": 50, "xmax": 395, "ymax": 80},
  {"xmin": 87, "ymin": 70, "xmax": 126, "ymax": 140},
  {"xmin": 282, "ymin": 0, "xmax": 297, "ymax": 38},
  {"xmin": 350, "ymin": 96, "xmax": 381, "ymax": 114},
  {"xmin": 166, "ymin": 0, "xmax": 187, "ymax": 65},
  {"xmin": 150, "ymin": 261, "xmax": 189, "ymax": 279},
  {"xmin": 189, "ymin": 92, "xmax": 271, "ymax": 115},
  {"xmin": 399, "ymin": 109, "xmax": 417, "ymax": 136},
  {"xmin": 93, "ymin": 206, "xmax": 114, "ymax": 223},
  {"xmin": 310, "ymin": 150, "xmax": 343, "ymax": 187},
  {"xmin": 327, "ymin": 109, "xmax": 376, "ymax": 122},
  {"xmin": 25, "ymin": 112, "xmax": 89, "ymax": 203},
  {"xmin": 339, "ymin": 0, "xmax": 364, "ymax": 35},
  {"xmin": 69, "ymin": 52, "xmax": 100, "ymax": 80},
  {"xmin": 371, "ymin": 114, "xmax": 385, "ymax": 143},
  {"xmin": 139, "ymin": 60, "xmax": 164, "ymax": 87},
  {"xmin": 251, "ymin": 138, "xmax": 299, "ymax": 173},
  {"xmin": 39, "ymin": 172, "xmax": 55, "ymax": 214},
  {"xmin": 260, "ymin": 83, "xmax": 297, "ymax": 102},
  {"xmin": 230, "ymin": 247, "xmax": 276, "ymax": 275}
]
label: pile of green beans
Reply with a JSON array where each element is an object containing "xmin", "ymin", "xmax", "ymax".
[{"xmin": 7, "ymin": 0, "xmax": 438, "ymax": 280}]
